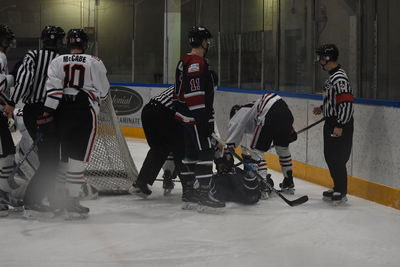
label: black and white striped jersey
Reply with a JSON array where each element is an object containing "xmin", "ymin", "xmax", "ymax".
[
  {"xmin": 322, "ymin": 66, "xmax": 354, "ymax": 127},
  {"xmin": 152, "ymin": 86, "xmax": 174, "ymax": 110},
  {"xmin": 10, "ymin": 49, "xmax": 59, "ymax": 106}
]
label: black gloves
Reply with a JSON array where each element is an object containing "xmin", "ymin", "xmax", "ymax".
[{"xmin": 215, "ymin": 151, "xmax": 234, "ymax": 174}]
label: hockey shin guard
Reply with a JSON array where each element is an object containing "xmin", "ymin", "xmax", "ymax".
[
  {"xmin": 0, "ymin": 155, "xmax": 15, "ymax": 192},
  {"xmin": 275, "ymin": 146, "xmax": 292, "ymax": 179},
  {"xmin": 66, "ymin": 159, "xmax": 86, "ymax": 198}
]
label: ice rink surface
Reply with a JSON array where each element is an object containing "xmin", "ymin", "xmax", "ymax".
[{"xmin": 0, "ymin": 137, "xmax": 399, "ymax": 267}]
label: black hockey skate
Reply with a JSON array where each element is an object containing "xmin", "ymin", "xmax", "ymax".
[
  {"xmin": 197, "ymin": 186, "xmax": 225, "ymax": 214},
  {"xmin": 23, "ymin": 202, "xmax": 55, "ymax": 219},
  {"xmin": 322, "ymin": 189, "xmax": 334, "ymax": 201},
  {"xmin": 130, "ymin": 180, "xmax": 152, "ymax": 199},
  {"xmin": 181, "ymin": 181, "xmax": 200, "ymax": 210},
  {"xmin": 259, "ymin": 174, "xmax": 274, "ymax": 200},
  {"xmin": 279, "ymin": 171, "xmax": 295, "ymax": 195},
  {"xmin": 162, "ymin": 170, "xmax": 175, "ymax": 196},
  {"xmin": 64, "ymin": 198, "xmax": 89, "ymax": 220},
  {"xmin": 331, "ymin": 192, "xmax": 348, "ymax": 206},
  {"xmin": 0, "ymin": 190, "xmax": 24, "ymax": 216}
]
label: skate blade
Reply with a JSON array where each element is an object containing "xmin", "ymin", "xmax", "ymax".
[
  {"xmin": 332, "ymin": 196, "xmax": 348, "ymax": 206},
  {"xmin": 278, "ymin": 188, "xmax": 295, "ymax": 195},
  {"xmin": 128, "ymin": 186, "xmax": 149, "ymax": 199},
  {"xmin": 64, "ymin": 211, "xmax": 89, "ymax": 220},
  {"xmin": 128, "ymin": 188, "xmax": 150, "ymax": 199},
  {"xmin": 181, "ymin": 202, "xmax": 198, "ymax": 210},
  {"xmin": 23, "ymin": 209, "xmax": 55, "ymax": 220},
  {"xmin": 197, "ymin": 205, "xmax": 225, "ymax": 214},
  {"xmin": 322, "ymin": 196, "xmax": 332, "ymax": 202}
]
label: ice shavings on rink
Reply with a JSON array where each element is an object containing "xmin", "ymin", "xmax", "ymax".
[{"xmin": 0, "ymin": 137, "xmax": 399, "ymax": 267}]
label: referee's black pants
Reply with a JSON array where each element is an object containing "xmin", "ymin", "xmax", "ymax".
[
  {"xmin": 323, "ymin": 117, "xmax": 353, "ymax": 195},
  {"xmin": 22, "ymin": 103, "xmax": 59, "ymax": 205},
  {"xmin": 137, "ymin": 101, "xmax": 184, "ymax": 185}
]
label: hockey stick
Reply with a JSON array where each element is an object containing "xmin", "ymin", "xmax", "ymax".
[
  {"xmin": 155, "ymin": 178, "xmax": 180, "ymax": 183},
  {"xmin": 296, "ymin": 117, "xmax": 325, "ymax": 135},
  {"xmin": 240, "ymin": 117, "xmax": 326, "ymax": 157},
  {"xmin": 212, "ymin": 133, "xmax": 308, "ymax": 207},
  {"xmin": 7, "ymin": 132, "xmax": 42, "ymax": 189}
]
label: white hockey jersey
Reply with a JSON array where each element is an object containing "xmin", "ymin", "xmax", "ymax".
[
  {"xmin": 226, "ymin": 93, "xmax": 281, "ymax": 148},
  {"xmin": 44, "ymin": 54, "xmax": 110, "ymax": 115},
  {"xmin": 0, "ymin": 51, "xmax": 14, "ymax": 110}
]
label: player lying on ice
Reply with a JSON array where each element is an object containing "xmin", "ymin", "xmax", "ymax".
[{"xmin": 132, "ymin": 148, "xmax": 262, "ymax": 211}]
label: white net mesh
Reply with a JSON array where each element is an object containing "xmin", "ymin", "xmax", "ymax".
[{"xmin": 86, "ymin": 96, "xmax": 138, "ymax": 194}]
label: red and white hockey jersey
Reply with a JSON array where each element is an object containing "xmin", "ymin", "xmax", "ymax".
[
  {"xmin": 226, "ymin": 93, "xmax": 281, "ymax": 147},
  {"xmin": 44, "ymin": 54, "xmax": 110, "ymax": 115}
]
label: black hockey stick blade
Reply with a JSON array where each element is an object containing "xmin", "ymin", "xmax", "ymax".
[{"xmin": 280, "ymin": 194, "xmax": 308, "ymax": 207}]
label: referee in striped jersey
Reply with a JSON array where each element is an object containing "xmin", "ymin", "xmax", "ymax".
[
  {"xmin": 313, "ymin": 44, "xmax": 354, "ymax": 204},
  {"xmin": 131, "ymin": 86, "xmax": 185, "ymax": 198},
  {"xmin": 4, "ymin": 25, "xmax": 65, "ymax": 212},
  {"xmin": 5, "ymin": 25, "xmax": 65, "ymax": 138}
]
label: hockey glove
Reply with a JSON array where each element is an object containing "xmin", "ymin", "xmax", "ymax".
[{"xmin": 214, "ymin": 151, "xmax": 234, "ymax": 174}]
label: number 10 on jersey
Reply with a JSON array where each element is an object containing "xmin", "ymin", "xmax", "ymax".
[{"xmin": 64, "ymin": 64, "xmax": 85, "ymax": 89}]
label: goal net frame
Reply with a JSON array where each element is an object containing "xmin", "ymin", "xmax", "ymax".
[{"xmin": 85, "ymin": 95, "xmax": 138, "ymax": 194}]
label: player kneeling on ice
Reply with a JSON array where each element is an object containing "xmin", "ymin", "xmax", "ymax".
[{"xmin": 226, "ymin": 94, "xmax": 297, "ymax": 195}]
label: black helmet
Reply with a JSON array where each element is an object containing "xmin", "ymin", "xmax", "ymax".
[
  {"xmin": 188, "ymin": 26, "xmax": 212, "ymax": 47},
  {"xmin": 66, "ymin": 29, "xmax": 88, "ymax": 50},
  {"xmin": 41, "ymin": 25, "xmax": 65, "ymax": 46},
  {"xmin": 0, "ymin": 24, "xmax": 16, "ymax": 49},
  {"xmin": 316, "ymin": 44, "xmax": 339, "ymax": 62}
]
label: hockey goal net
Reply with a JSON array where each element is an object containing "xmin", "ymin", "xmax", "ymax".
[{"xmin": 86, "ymin": 95, "xmax": 138, "ymax": 194}]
